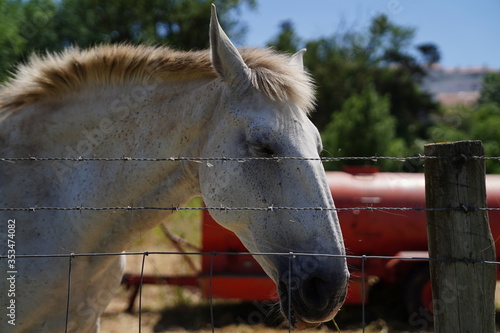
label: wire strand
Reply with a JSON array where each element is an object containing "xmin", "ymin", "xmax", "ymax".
[
  {"xmin": 1, "ymin": 205, "xmax": 498, "ymax": 212},
  {"xmin": 1, "ymin": 154, "xmax": 500, "ymax": 163}
]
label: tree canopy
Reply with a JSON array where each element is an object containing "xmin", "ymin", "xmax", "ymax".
[
  {"xmin": 321, "ymin": 86, "xmax": 406, "ymax": 171},
  {"xmin": 479, "ymin": 72, "xmax": 500, "ymax": 106},
  {"xmin": 427, "ymin": 74, "xmax": 500, "ymax": 173},
  {"xmin": 0, "ymin": 0, "xmax": 255, "ymax": 80}
]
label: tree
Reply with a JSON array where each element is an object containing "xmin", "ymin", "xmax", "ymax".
[
  {"xmin": 267, "ymin": 14, "xmax": 440, "ymax": 147},
  {"xmin": 0, "ymin": 0, "xmax": 27, "ymax": 81},
  {"xmin": 54, "ymin": 0, "xmax": 255, "ymax": 50},
  {"xmin": 427, "ymin": 71, "xmax": 500, "ymax": 173},
  {"xmin": 479, "ymin": 72, "xmax": 500, "ymax": 106},
  {"xmin": 417, "ymin": 43, "xmax": 440, "ymax": 67},
  {"xmin": 321, "ymin": 86, "xmax": 406, "ymax": 171},
  {"xmin": 266, "ymin": 20, "xmax": 300, "ymax": 54},
  {"xmin": 0, "ymin": 0, "xmax": 256, "ymax": 80},
  {"xmin": 427, "ymin": 102, "xmax": 500, "ymax": 174},
  {"xmin": 367, "ymin": 15, "xmax": 415, "ymax": 66},
  {"xmin": 0, "ymin": 0, "xmax": 69, "ymax": 80}
]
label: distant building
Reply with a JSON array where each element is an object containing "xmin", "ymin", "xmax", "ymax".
[{"xmin": 421, "ymin": 65, "xmax": 497, "ymax": 106}]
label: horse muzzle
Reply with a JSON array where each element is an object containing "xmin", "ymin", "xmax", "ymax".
[{"xmin": 277, "ymin": 255, "xmax": 349, "ymax": 329}]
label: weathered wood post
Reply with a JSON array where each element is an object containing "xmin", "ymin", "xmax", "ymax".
[{"xmin": 424, "ymin": 140, "xmax": 496, "ymax": 332}]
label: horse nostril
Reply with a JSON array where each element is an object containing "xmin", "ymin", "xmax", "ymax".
[{"xmin": 301, "ymin": 276, "xmax": 330, "ymax": 311}]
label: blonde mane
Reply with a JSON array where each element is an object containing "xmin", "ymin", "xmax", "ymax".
[{"xmin": 0, "ymin": 44, "xmax": 315, "ymax": 113}]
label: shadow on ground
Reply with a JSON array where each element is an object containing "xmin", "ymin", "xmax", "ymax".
[
  {"xmin": 150, "ymin": 286, "xmax": 424, "ymax": 333},
  {"xmin": 152, "ymin": 300, "xmax": 284, "ymax": 331},
  {"xmin": 149, "ymin": 283, "xmax": 500, "ymax": 332}
]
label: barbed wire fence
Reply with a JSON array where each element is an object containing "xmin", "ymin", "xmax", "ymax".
[{"xmin": 1, "ymin": 150, "xmax": 499, "ymax": 332}]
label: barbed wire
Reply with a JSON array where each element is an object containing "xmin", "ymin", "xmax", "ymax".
[
  {"xmin": 2, "ymin": 154, "xmax": 497, "ymax": 212},
  {"xmin": 1, "ymin": 205, "xmax": 499, "ymax": 212},
  {"xmin": 1, "ymin": 155, "xmax": 500, "ymax": 163}
]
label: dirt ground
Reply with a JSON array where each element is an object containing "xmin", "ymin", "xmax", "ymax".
[{"xmin": 99, "ymin": 202, "xmax": 498, "ymax": 333}]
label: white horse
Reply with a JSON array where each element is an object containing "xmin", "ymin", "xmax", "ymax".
[{"xmin": 0, "ymin": 5, "xmax": 348, "ymax": 332}]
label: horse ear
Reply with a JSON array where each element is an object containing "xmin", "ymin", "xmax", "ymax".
[
  {"xmin": 290, "ymin": 49, "xmax": 306, "ymax": 71},
  {"xmin": 210, "ymin": 4, "xmax": 250, "ymax": 88}
]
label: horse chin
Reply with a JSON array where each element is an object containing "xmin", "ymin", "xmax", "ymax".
[
  {"xmin": 281, "ymin": 294, "xmax": 341, "ymax": 331},
  {"xmin": 288, "ymin": 305, "xmax": 341, "ymax": 331},
  {"xmin": 291, "ymin": 313, "xmax": 321, "ymax": 331},
  {"xmin": 294, "ymin": 319, "xmax": 321, "ymax": 331}
]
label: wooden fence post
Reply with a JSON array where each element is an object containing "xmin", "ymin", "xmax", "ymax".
[{"xmin": 424, "ymin": 140, "xmax": 496, "ymax": 332}]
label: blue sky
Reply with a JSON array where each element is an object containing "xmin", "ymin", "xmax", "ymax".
[{"xmin": 235, "ymin": 0, "xmax": 500, "ymax": 69}]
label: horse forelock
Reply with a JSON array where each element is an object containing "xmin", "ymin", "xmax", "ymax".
[{"xmin": 0, "ymin": 44, "xmax": 315, "ymax": 114}]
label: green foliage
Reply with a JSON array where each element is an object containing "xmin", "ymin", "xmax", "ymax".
[
  {"xmin": 428, "ymin": 102, "xmax": 500, "ymax": 173},
  {"xmin": 266, "ymin": 20, "xmax": 301, "ymax": 54},
  {"xmin": 479, "ymin": 72, "xmax": 500, "ymax": 106},
  {"xmin": 417, "ymin": 43, "xmax": 440, "ymax": 67},
  {"xmin": 53, "ymin": 0, "xmax": 254, "ymax": 49},
  {"xmin": 0, "ymin": 0, "xmax": 256, "ymax": 80},
  {"xmin": 367, "ymin": 14, "xmax": 417, "ymax": 68},
  {"xmin": 0, "ymin": 0, "xmax": 27, "ymax": 81},
  {"xmin": 321, "ymin": 86, "xmax": 406, "ymax": 171},
  {"xmin": 0, "ymin": 0, "xmax": 62, "ymax": 79},
  {"xmin": 427, "ymin": 72, "xmax": 500, "ymax": 173}
]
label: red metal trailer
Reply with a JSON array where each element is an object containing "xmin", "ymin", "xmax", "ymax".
[{"xmin": 123, "ymin": 169, "xmax": 500, "ymax": 314}]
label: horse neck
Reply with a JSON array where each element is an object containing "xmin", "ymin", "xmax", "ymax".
[{"xmin": 2, "ymin": 78, "xmax": 222, "ymax": 252}]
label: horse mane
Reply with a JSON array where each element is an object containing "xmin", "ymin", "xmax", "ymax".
[{"xmin": 0, "ymin": 44, "xmax": 315, "ymax": 114}]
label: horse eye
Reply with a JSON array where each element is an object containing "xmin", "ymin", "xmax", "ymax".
[{"xmin": 248, "ymin": 141, "xmax": 275, "ymax": 157}]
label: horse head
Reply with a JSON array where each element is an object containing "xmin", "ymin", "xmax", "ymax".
[{"xmin": 199, "ymin": 5, "xmax": 349, "ymax": 329}]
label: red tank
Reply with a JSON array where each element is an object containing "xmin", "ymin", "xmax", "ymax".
[{"xmin": 328, "ymin": 169, "xmax": 500, "ymax": 259}]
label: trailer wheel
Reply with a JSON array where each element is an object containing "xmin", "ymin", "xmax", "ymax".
[{"xmin": 404, "ymin": 265, "xmax": 433, "ymax": 319}]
